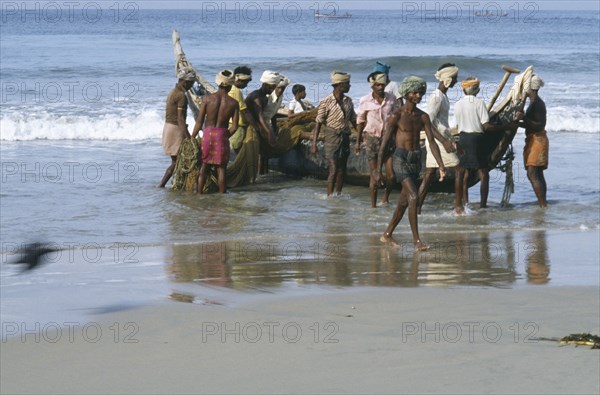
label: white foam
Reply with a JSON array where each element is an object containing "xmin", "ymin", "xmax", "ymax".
[{"xmin": 0, "ymin": 109, "xmax": 169, "ymax": 141}]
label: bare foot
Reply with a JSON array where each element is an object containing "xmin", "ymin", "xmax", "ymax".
[
  {"xmin": 414, "ymin": 240, "xmax": 429, "ymax": 251},
  {"xmin": 380, "ymin": 234, "xmax": 400, "ymax": 247},
  {"xmin": 453, "ymin": 207, "xmax": 465, "ymax": 216}
]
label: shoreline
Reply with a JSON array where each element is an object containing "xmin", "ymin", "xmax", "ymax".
[{"xmin": 1, "ymin": 229, "xmax": 598, "ymax": 328}]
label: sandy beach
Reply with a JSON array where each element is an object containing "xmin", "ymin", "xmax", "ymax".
[{"xmin": 2, "ymin": 285, "xmax": 599, "ymax": 394}]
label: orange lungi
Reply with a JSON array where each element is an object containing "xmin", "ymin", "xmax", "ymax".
[{"xmin": 523, "ymin": 130, "xmax": 549, "ymax": 169}]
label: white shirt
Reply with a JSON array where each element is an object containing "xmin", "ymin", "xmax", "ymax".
[
  {"xmin": 288, "ymin": 98, "xmax": 305, "ymax": 114},
  {"xmin": 385, "ymin": 81, "xmax": 402, "ymax": 100},
  {"xmin": 264, "ymin": 91, "xmax": 284, "ymax": 127},
  {"xmin": 454, "ymin": 95, "xmax": 489, "ymax": 134},
  {"xmin": 427, "ymin": 88, "xmax": 451, "ymax": 137},
  {"xmin": 425, "ymin": 89, "xmax": 460, "ymax": 168}
]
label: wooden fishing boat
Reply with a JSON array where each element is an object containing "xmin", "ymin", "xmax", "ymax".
[
  {"xmin": 172, "ymin": 30, "xmax": 524, "ymax": 194},
  {"xmin": 268, "ymin": 80, "xmax": 523, "ymax": 193}
]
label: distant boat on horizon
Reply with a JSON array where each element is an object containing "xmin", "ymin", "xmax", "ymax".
[
  {"xmin": 474, "ymin": 10, "xmax": 509, "ymax": 17},
  {"xmin": 314, "ymin": 10, "xmax": 352, "ymax": 19}
]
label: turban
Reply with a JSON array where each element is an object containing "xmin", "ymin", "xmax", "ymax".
[
  {"xmin": 277, "ymin": 75, "xmax": 291, "ymax": 87},
  {"xmin": 368, "ymin": 72, "xmax": 388, "ymax": 87},
  {"xmin": 400, "ymin": 76, "xmax": 427, "ymax": 97},
  {"xmin": 260, "ymin": 70, "xmax": 280, "ymax": 85},
  {"xmin": 235, "ymin": 73, "xmax": 252, "ymax": 82},
  {"xmin": 373, "ymin": 61, "xmax": 391, "ymax": 75},
  {"xmin": 434, "ymin": 65, "xmax": 459, "ymax": 88},
  {"xmin": 531, "ymin": 74, "xmax": 545, "ymax": 90},
  {"xmin": 215, "ymin": 69, "xmax": 235, "ymax": 87},
  {"xmin": 461, "ymin": 77, "xmax": 480, "ymax": 95},
  {"xmin": 177, "ymin": 66, "xmax": 196, "ymax": 81},
  {"xmin": 331, "ymin": 71, "xmax": 351, "ymax": 85}
]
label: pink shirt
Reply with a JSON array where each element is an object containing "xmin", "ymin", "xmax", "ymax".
[{"xmin": 357, "ymin": 92, "xmax": 397, "ymax": 138}]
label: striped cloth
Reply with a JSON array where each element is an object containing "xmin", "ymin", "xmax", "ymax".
[{"xmin": 315, "ymin": 93, "xmax": 356, "ymax": 131}]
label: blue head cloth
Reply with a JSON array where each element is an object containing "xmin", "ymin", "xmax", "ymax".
[{"xmin": 373, "ymin": 61, "xmax": 391, "ymax": 75}]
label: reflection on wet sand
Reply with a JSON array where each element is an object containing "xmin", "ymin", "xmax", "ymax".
[
  {"xmin": 525, "ymin": 231, "xmax": 550, "ymax": 284},
  {"xmin": 164, "ymin": 231, "xmax": 552, "ymax": 296}
]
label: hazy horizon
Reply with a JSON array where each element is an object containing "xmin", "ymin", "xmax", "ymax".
[{"xmin": 130, "ymin": 1, "xmax": 599, "ymax": 11}]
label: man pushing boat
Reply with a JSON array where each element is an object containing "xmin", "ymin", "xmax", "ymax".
[{"xmin": 191, "ymin": 69, "xmax": 239, "ymax": 193}]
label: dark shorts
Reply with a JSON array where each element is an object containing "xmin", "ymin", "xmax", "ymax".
[
  {"xmin": 324, "ymin": 129, "xmax": 350, "ymax": 161},
  {"xmin": 365, "ymin": 133, "xmax": 395, "ymax": 162},
  {"xmin": 459, "ymin": 132, "xmax": 489, "ymax": 169},
  {"xmin": 395, "ymin": 148, "xmax": 421, "ymax": 183}
]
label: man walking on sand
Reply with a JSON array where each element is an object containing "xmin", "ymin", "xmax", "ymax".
[{"xmin": 374, "ymin": 76, "xmax": 446, "ymax": 251}]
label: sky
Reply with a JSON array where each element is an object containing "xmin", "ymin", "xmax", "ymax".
[{"xmin": 126, "ymin": 1, "xmax": 599, "ymax": 11}]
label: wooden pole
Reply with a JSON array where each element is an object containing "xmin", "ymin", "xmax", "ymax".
[{"xmin": 487, "ymin": 65, "xmax": 521, "ymax": 111}]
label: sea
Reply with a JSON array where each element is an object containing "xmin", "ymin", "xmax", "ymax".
[{"xmin": 1, "ymin": 3, "xmax": 599, "ymax": 328}]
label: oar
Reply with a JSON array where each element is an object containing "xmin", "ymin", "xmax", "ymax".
[{"xmin": 487, "ymin": 65, "xmax": 521, "ymax": 111}]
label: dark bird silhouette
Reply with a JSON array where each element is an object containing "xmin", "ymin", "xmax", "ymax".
[{"xmin": 10, "ymin": 242, "xmax": 58, "ymax": 272}]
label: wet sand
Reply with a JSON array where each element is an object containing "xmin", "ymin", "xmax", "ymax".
[{"xmin": 1, "ymin": 230, "xmax": 599, "ymax": 394}]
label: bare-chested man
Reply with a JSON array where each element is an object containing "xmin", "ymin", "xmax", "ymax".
[
  {"xmin": 191, "ymin": 69, "xmax": 239, "ymax": 194},
  {"xmin": 374, "ymin": 76, "xmax": 446, "ymax": 251},
  {"xmin": 159, "ymin": 66, "xmax": 196, "ymax": 188},
  {"xmin": 515, "ymin": 74, "xmax": 548, "ymax": 207}
]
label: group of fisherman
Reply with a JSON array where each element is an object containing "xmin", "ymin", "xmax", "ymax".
[{"xmin": 159, "ymin": 62, "xmax": 548, "ymax": 251}]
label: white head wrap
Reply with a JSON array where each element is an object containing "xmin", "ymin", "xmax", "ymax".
[
  {"xmin": 530, "ymin": 74, "xmax": 544, "ymax": 90},
  {"xmin": 177, "ymin": 66, "xmax": 196, "ymax": 81},
  {"xmin": 368, "ymin": 72, "xmax": 388, "ymax": 87},
  {"xmin": 235, "ymin": 73, "xmax": 252, "ymax": 82},
  {"xmin": 331, "ymin": 71, "xmax": 351, "ymax": 85},
  {"xmin": 215, "ymin": 69, "xmax": 235, "ymax": 87},
  {"xmin": 260, "ymin": 70, "xmax": 280, "ymax": 85},
  {"xmin": 277, "ymin": 75, "xmax": 291, "ymax": 87},
  {"xmin": 434, "ymin": 65, "xmax": 459, "ymax": 88}
]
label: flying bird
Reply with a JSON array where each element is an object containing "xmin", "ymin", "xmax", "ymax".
[{"xmin": 10, "ymin": 242, "xmax": 57, "ymax": 272}]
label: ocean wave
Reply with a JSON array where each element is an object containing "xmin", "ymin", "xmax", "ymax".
[
  {"xmin": 546, "ymin": 106, "xmax": 600, "ymax": 133},
  {"xmin": 1, "ymin": 103, "xmax": 597, "ymax": 141},
  {"xmin": 0, "ymin": 110, "xmax": 165, "ymax": 141}
]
